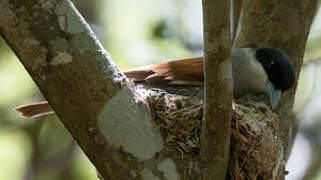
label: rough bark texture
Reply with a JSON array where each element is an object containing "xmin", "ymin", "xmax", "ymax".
[
  {"xmin": 201, "ymin": 0, "xmax": 233, "ymax": 179},
  {"xmin": 233, "ymin": 0, "xmax": 319, "ymax": 172},
  {"xmin": 0, "ymin": 1, "xmax": 165, "ymax": 179}
]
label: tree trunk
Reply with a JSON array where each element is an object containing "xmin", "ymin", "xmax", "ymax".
[
  {"xmin": 0, "ymin": 1, "xmax": 161, "ymax": 179},
  {"xmin": 201, "ymin": 0, "xmax": 233, "ymax": 179}
]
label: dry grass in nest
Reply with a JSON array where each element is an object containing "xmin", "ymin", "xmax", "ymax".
[{"xmin": 145, "ymin": 88, "xmax": 284, "ymax": 180}]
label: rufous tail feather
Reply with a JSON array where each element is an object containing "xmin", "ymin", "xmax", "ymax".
[{"xmin": 14, "ymin": 101, "xmax": 53, "ymax": 118}]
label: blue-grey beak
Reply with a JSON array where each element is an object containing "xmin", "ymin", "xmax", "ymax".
[{"xmin": 267, "ymin": 81, "xmax": 282, "ymax": 109}]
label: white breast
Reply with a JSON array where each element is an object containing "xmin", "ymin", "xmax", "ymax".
[{"xmin": 231, "ymin": 48, "xmax": 268, "ymax": 98}]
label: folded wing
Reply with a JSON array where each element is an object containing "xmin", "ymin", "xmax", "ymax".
[
  {"xmin": 124, "ymin": 57, "xmax": 203, "ymax": 85},
  {"xmin": 15, "ymin": 57, "xmax": 204, "ymax": 118}
]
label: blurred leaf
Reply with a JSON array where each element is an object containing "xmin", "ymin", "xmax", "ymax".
[
  {"xmin": 305, "ymin": 36, "xmax": 321, "ymax": 63},
  {"xmin": 71, "ymin": 148, "xmax": 96, "ymax": 180},
  {"xmin": 0, "ymin": 130, "xmax": 32, "ymax": 180}
]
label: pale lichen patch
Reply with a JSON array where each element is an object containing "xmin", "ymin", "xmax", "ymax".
[
  {"xmin": 54, "ymin": 1, "xmax": 68, "ymax": 16},
  {"xmin": 97, "ymin": 88, "xmax": 164, "ymax": 161},
  {"xmin": 54, "ymin": 1, "xmax": 85, "ymax": 34},
  {"xmin": 50, "ymin": 52, "xmax": 73, "ymax": 66},
  {"xmin": 16, "ymin": 6, "xmax": 26, "ymax": 13},
  {"xmin": 57, "ymin": 16, "xmax": 67, "ymax": 32},
  {"xmin": 40, "ymin": 0, "xmax": 56, "ymax": 12},
  {"xmin": 69, "ymin": 32, "xmax": 98, "ymax": 53},
  {"xmin": 41, "ymin": 74, "xmax": 46, "ymax": 82},
  {"xmin": 32, "ymin": 57, "xmax": 46, "ymax": 71},
  {"xmin": 141, "ymin": 169, "xmax": 160, "ymax": 180},
  {"xmin": 218, "ymin": 58, "xmax": 233, "ymax": 81},
  {"xmin": 49, "ymin": 37, "xmax": 69, "ymax": 52},
  {"xmin": 31, "ymin": 47, "xmax": 47, "ymax": 71},
  {"xmin": 23, "ymin": 38, "xmax": 40, "ymax": 47},
  {"xmin": 158, "ymin": 159, "xmax": 180, "ymax": 180},
  {"xmin": 130, "ymin": 171, "xmax": 137, "ymax": 178}
]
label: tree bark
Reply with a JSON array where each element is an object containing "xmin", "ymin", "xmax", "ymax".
[
  {"xmin": 0, "ymin": 1, "xmax": 164, "ymax": 179},
  {"xmin": 233, "ymin": 0, "xmax": 319, "ymax": 177},
  {"xmin": 201, "ymin": 0, "xmax": 232, "ymax": 179}
]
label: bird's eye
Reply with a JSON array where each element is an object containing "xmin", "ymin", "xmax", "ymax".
[{"xmin": 269, "ymin": 61, "xmax": 275, "ymax": 67}]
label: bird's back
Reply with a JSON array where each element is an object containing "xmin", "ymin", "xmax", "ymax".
[{"xmin": 124, "ymin": 57, "xmax": 203, "ymax": 86}]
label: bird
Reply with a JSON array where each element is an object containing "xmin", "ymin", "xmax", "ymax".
[{"xmin": 14, "ymin": 47, "xmax": 295, "ymax": 118}]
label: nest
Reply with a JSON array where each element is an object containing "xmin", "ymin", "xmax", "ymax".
[{"xmin": 145, "ymin": 87, "xmax": 284, "ymax": 180}]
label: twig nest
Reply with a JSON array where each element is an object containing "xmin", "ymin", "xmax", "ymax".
[
  {"xmin": 144, "ymin": 87, "xmax": 284, "ymax": 180},
  {"xmin": 230, "ymin": 96, "xmax": 283, "ymax": 180}
]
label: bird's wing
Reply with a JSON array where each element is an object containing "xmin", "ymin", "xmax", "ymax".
[
  {"xmin": 15, "ymin": 57, "xmax": 204, "ymax": 118},
  {"xmin": 124, "ymin": 57, "xmax": 204, "ymax": 85}
]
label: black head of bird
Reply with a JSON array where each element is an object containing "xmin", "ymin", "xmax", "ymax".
[{"xmin": 252, "ymin": 47, "xmax": 295, "ymax": 108}]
